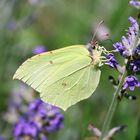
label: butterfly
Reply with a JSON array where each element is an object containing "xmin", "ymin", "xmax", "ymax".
[
  {"xmin": 13, "ymin": 21, "xmax": 109, "ymax": 111},
  {"xmin": 13, "ymin": 41, "xmax": 106, "ymax": 110}
]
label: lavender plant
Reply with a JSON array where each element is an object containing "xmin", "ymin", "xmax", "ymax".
[{"xmin": 95, "ymin": 2, "xmax": 140, "ymax": 139}]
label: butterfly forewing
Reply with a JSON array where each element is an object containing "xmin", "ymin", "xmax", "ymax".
[{"xmin": 13, "ymin": 45, "xmax": 101, "ymax": 110}]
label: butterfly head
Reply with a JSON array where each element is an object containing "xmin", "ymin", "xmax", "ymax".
[{"xmin": 86, "ymin": 41, "xmax": 112, "ymax": 67}]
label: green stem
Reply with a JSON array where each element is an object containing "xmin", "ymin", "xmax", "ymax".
[{"xmin": 100, "ymin": 69, "xmax": 127, "ymax": 140}]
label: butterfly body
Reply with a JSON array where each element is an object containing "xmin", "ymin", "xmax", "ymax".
[{"xmin": 13, "ymin": 45, "xmax": 101, "ymax": 110}]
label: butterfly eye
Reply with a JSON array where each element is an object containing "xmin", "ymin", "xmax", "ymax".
[
  {"xmin": 91, "ymin": 41, "xmax": 98, "ymax": 49},
  {"xmin": 92, "ymin": 45, "xmax": 96, "ymax": 49}
]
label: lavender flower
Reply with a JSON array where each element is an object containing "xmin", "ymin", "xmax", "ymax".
[
  {"xmin": 129, "ymin": 0, "xmax": 140, "ymax": 9},
  {"xmin": 112, "ymin": 16, "xmax": 140, "ymax": 75},
  {"xmin": 33, "ymin": 46, "xmax": 47, "ymax": 54},
  {"xmin": 122, "ymin": 75, "xmax": 140, "ymax": 91},
  {"xmin": 105, "ymin": 54, "xmax": 118, "ymax": 68},
  {"xmin": 133, "ymin": 45, "xmax": 140, "ymax": 56},
  {"xmin": 13, "ymin": 99, "xmax": 64, "ymax": 139},
  {"xmin": 112, "ymin": 16, "xmax": 140, "ymax": 89},
  {"xmin": 130, "ymin": 59, "xmax": 140, "ymax": 72},
  {"xmin": 13, "ymin": 118, "xmax": 38, "ymax": 138},
  {"xmin": 113, "ymin": 17, "xmax": 140, "ymax": 58}
]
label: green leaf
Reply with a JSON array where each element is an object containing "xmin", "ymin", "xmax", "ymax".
[{"xmin": 13, "ymin": 45, "xmax": 101, "ymax": 111}]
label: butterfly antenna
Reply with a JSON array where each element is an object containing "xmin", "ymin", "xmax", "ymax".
[{"xmin": 91, "ymin": 20, "xmax": 104, "ymax": 42}]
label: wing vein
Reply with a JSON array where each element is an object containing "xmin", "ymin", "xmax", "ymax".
[{"xmin": 42, "ymin": 62, "xmax": 92, "ymax": 89}]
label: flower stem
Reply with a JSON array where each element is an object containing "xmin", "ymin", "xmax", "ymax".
[{"xmin": 100, "ymin": 69, "xmax": 127, "ymax": 140}]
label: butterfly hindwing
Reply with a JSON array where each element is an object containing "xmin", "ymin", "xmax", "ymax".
[{"xmin": 40, "ymin": 64, "xmax": 101, "ymax": 110}]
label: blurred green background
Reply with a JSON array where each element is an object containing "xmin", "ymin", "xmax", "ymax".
[{"xmin": 0, "ymin": 0, "xmax": 140, "ymax": 140}]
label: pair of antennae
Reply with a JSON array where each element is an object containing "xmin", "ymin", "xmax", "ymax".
[
  {"xmin": 91, "ymin": 20, "xmax": 114, "ymax": 44},
  {"xmin": 91, "ymin": 20, "xmax": 104, "ymax": 42}
]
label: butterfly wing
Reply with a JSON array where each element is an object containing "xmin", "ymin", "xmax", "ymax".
[{"xmin": 13, "ymin": 45, "xmax": 101, "ymax": 110}]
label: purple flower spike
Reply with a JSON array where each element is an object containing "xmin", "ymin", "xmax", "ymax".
[
  {"xmin": 123, "ymin": 75, "xmax": 140, "ymax": 91},
  {"xmin": 33, "ymin": 46, "xmax": 47, "ymax": 54},
  {"xmin": 113, "ymin": 17, "xmax": 140, "ymax": 58},
  {"xmin": 129, "ymin": 0, "xmax": 140, "ymax": 9},
  {"xmin": 13, "ymin": 99, "xmax": 64, "ymax": 139},
  {"xmin": 105, "ymin": 54, "xmax": 118, "ymax": 68}
]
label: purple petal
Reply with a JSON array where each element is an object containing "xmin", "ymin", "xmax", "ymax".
[
  {"xmin": 123, "ymin": 83, "xmax": 128, "ymax": 90},
  {"xmin": 33, "ymin": 46, "xmax": 46, "ymax": 54},
  {"xmin": 129, "ymin": 0, "xmax": 140, "ymax": 9},
  {"xmin": 136, "ymin": 82, "xmax": 140, "ymax": 87},
  {"xmin": 129, "ymin": 86, "xmax": 135, "ymax": 91}
]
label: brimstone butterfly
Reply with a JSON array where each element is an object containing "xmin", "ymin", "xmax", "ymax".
[{"xmin": 13, "ymin": 42, "xmax": 107, "ymax": 111}]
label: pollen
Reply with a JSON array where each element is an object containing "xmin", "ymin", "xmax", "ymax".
[{"xmin": 92, "ymin": 49, "xmax": 102, "ymax": 65}]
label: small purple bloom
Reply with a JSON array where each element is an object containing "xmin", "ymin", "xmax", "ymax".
[
  {"xmin": 13, "ymin": 118, "xmax": 26, "ymax": 137},
  {"xmin": 123, "ymin": 75, "xmax": 140, "ymax": 91},
  {"xmin": 133, "ymin": 46, "xmax": 140, "ymax": 56},
  {"xmin": 113, "ymin": 42, "xmax": 125, "ymax": 55},
  {"xmin": 24, "ymin": 122, "xmax": 38, "ymax": 137},
  {"xmin": 105, "ymin": 54, "xmax": 118, "ymax": 68},
  {"xmin": 130, "ymin": 59, "xmax": 140, "ymax": 72},
  {"xmin": 129, "ymin": 0, "xmax": 140, "ymax": 9},
  {"xmin": 33, "ymin": 46, "xmax": 47, "ymax": 54},
  {"xmin": 28, "ymin": 99, "xmax": 42, "ymax": 112},
  {"xmin": 128, "ymin": 16, "xmax": 139, "ymax": 31},
  {"xmin": 13, "ymin": 118, "xmax": 38, "ymax": 138}
]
